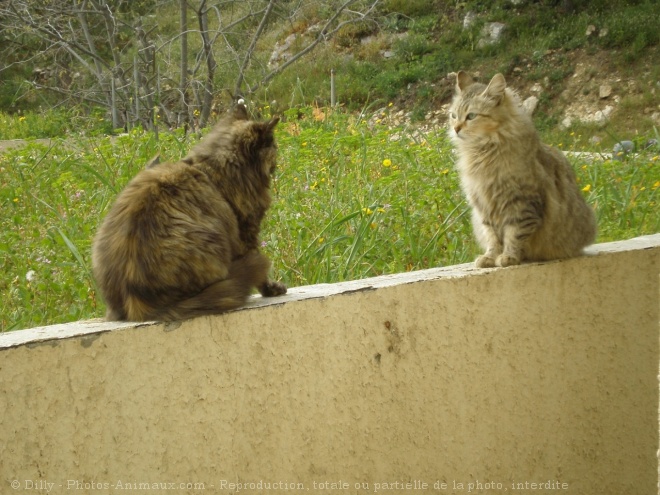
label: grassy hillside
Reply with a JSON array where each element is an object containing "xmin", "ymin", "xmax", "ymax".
[
  {"xmin": 252, "ymin": 0, "xmax": 659, "ymax": 140},
  {"xmin": 1, "ymin": 0, "xmax": 658, "ymax": 142}
]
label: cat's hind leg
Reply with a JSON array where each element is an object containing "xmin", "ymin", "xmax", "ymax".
[
  {"xmin": 496, "ymin": 194, "xmax": 544, "ymax": 267},
  {"xmin": 159, "ymin": 251, "xmax": 273, "ymax": 320},
  {"xmin": 497, "ymin": 220, "xmax": 541, "ymax": 267}
]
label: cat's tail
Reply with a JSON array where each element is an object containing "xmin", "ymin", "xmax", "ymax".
[{"xmin": 158, "ymin": 251, "xmax": 271, "ymax": 321}]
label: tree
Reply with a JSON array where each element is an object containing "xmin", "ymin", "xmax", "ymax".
[{"xmin": 0, "ymin": 0, "xmax": 382, "ymax": 129}]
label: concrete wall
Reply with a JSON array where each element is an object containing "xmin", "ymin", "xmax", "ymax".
[{"xmin": 1, "ymin": 234, "xmax": 659, "ymax": 495}]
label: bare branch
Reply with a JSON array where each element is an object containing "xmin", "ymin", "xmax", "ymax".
[{"xmin": 233, "ymin": 0, "xmax": 277, "ymax": 98}]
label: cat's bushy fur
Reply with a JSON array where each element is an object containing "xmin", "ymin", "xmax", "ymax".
[
  {"xmin": 448, "ymin": 71, "xmax": 597, "ymax": 268},
  {"xmin": 92, "ymin": 104, "xmax": 286, "ymax": 321}
]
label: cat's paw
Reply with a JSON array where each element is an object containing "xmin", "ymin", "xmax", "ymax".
[
  {"xmin": 496, "ymin": 254, "xmax": 521, "ymax": 267},
  {"xmin": 259, "ymin": 280, "xmax": 287, "ymax": 297},
  {"xmin": 475, "ymin": 255, "xmax": 497, "ymax": 268}
]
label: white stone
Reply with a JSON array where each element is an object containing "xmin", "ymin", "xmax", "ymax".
[
  {"xmin": 560, "ymin": 116, "xmax": 573, "ymax": 130},
  {"xmin": 463, "ymin": 11, "xmax": 477, "ymax": 30},
  {"xmin": 530, "ymin": 83, "xmax": 543, "ymax": 93},
  {"xmin": 478, "ymin": 22, "xmax": 506, "ymax": 48},
  {"xmin": 522, "ymin": 96, "xmax": 539, "ymax": 115},
  {"xmin": 599, "ymin": 84, "xmax": 612, "ymax": 99}
]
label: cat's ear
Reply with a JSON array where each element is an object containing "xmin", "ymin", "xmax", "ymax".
[
  {"xmin": 483, "ymin": 73, "xmax": 507, "ymax": 102},
  {"xmin": 456, "ymin": 71, "xmax": 474, "ymax": 92},
  {"xmin": 232, "ymin": 101, "xmax": 249, "ymax": 121},
  {"xmin": 253, "ymin": 117, "xmax": 279, "ymax": 140},
  {"xmin": 265, "ymin": 117, "xmax": 279, "ymax": 134},
  {"xmin": 246, "ymin": 117, "xmax": 279, "ymax": 151}
]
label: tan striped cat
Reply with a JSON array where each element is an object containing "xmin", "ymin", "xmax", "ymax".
[{"xmin": 448, "ymin": 71, "xmax": 596, "ymax": 268}]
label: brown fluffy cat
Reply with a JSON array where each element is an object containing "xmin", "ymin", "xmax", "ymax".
[
  {"xmin": 448, "ymin": 71, "xmax": 597, "ymax": 268},
  {"xmin": 92, "ymin": 103, "xmax": 287, "ymax": 321}
]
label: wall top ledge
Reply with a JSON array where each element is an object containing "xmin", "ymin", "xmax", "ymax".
[{"xmin": 1, "ymin": 233, "xmax": 659, "ymax": 351}]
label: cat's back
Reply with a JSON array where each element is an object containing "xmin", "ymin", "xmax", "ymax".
[
  {"xmin": 93, "ymin": 160, "xmax": 234, "ymax": 279},
  {"xmin": 536, "ymin": 142, "xmax": 578, "ymax": 181},
  {"xmin": 100, "ymin": 161, "xmax": 226, "ymax": 235},
  {"xmin": 116, "ymin": 161, "xmax": 209, "ymax": 209}
]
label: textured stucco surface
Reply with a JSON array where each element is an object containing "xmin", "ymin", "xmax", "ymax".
[{"xmin": 1, "ymin": 235, "xmax": 659, "ymax": 495}]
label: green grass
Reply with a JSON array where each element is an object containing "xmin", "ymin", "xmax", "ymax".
[
  {"xmin": 1, "ymin": 108, "xmax": 659, "ymax": 331},
  {"xmin": 0, "ymin": 107, "xmax": 114, "ymax": 139}
]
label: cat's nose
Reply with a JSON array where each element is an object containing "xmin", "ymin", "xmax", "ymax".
[{"xmin": 454, "ymin": 125, "xmax": 462, "ymax": 135}]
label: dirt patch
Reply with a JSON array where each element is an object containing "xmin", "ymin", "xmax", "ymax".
[{"xmin": 0, "ymin": 139, "xmax": 54, "ymax": 154}]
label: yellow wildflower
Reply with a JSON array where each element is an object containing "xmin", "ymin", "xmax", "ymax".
[
  {"xmin": 382, "ymin": 159, "xmax": 392, "ymax": 168},
  {"xmin": 362, "ymin": 207, "xmax": 373, "ymax": 215},
  {"xmin": 582, "ymin": 184, "xmax": 591, "ymax": 192}
]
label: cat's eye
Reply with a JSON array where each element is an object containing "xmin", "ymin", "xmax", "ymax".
[{"xmin": 466, "ymin": 112, "xmax": 478, "ymax": 120}]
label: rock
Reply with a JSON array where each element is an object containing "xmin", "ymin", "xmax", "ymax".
[
  {"xmin": 522, "ymin": 96, "xmax": 539, "ymax": 115},
  {"xmin": 530, "ymin": 83, "xmax": 543, "ymax": 93},
  {"xmin": 644, "ymin": 139, "xmax": 658, "ymax": 150},
  {"xmin": 268, "ymin": 33, "xmax": 298, "ymax": 69},
  {"xmin": 305, "ymin": 22, "xmax": 323, "ymax": 35},
  {"xmin": 463, "ymin": 11, "xmax": 477, "ymax": 30},
  {"xmin": 478, "ymin": 22, "xmax": 506, "ymax": 48},
  {"xmin": 593, "ymin": 105, "xmax": 614, "ymax": 125},
  {"xmin": 599, "ymin": 84, "xmax": 612, "ymax": 99},
  {"xmin": 589, "ymin": 136, "xmax": 603, "ymax": 146},
  {"xmin": 586, "ymin": 25, "xmax": 597, "ymax": 36},
  {"xmin": 381, "ymin": 50, "xmax": 395, "ymax": 59},
  {"xmin": 612, "ymin": 140, "xmax": 634, "ymax": 160},
  {"xmin": 560, "ymin": 116, "xmax": 573, "ymax": 130}
]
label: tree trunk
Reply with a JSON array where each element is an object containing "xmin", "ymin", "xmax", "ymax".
[
  {"xmin": 197, "ymin": 1, "xmax": 216, "ymax": 127},
  {"xmin": 180, "ymin": 0, "xmax": 189, "ymax": 128}
]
